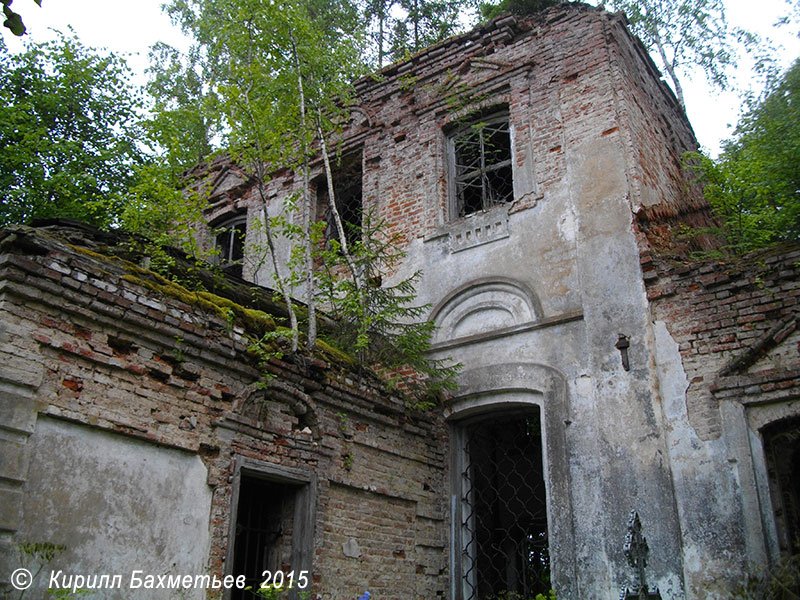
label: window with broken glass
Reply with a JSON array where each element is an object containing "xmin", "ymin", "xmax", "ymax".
[
  {"xmin": 450, "ymin": 114, "xmax": 514, "ymax": 219},
  {"xmin": 214, "ymin": 214, "xmax": 246, "ymax": 278},
  {"xmin": 316, "ymin": 152, "xmax": 362, "ymax": 250},
  {"xmin": 453, "ymin": 409, "xmax": 550, "ymax": 600}
]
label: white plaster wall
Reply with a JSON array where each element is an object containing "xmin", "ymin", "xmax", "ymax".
[{"xmin": 15, "ymin": 416, "xmax": 212, "ymax": 599}]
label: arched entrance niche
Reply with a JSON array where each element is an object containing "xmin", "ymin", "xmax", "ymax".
[{"xmin": 446, "ymin": 363, "xmax": 576, "ymax": 600}]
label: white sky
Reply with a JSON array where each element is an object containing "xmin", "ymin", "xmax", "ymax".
[{"xmin": 4, "ymin": 0, "xmax": 799, "ymax": 156}]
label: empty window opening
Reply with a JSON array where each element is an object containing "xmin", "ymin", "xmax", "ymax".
[
  {"xmin": 451, "ymin": 114, "xmax": 513, "ymax": 218},
  {"xmin": 458, "ymin": 410, "xmax": 549, "ymax": 600},
  {"xmin": 214, "ymin": 214, "xmax": 246, "ymax": 278},
  {"xmin": 232, "ymin": 475, "xmax": 297, "ymax": 600},
  {"xmin": 763, "ymin": 416, "xmax": 800, "ymax": 555},
  {"xmin": 317, "ymin": 152, "xmax": 362, "ymax": 250}
]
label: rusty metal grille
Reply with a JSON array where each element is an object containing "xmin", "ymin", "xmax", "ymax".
[
  {"xmin": 461, "ymin": 412, "xmax": 549, "ymax": 600},
  {"xmin": 232, "ymin": 477, "xmax": 294, "ymax": 600},
  {"xmin": 453, "ymin": 118, "xmax": 513, "ymax": 217}
]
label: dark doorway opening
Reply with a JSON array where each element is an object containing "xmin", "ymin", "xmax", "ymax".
[{"xmin": 460, "ymin": 409, "xmax": 550, "ymax": 599}]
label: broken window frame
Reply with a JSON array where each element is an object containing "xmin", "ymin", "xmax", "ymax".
[
  {"xmin": 315, "ymin": 150, "xmax": 363, "ymax": 251},
  {"xmin": 225, "ymin": 456, "xmax": 315, "ymax": 600},
  {"xmin": 213, "ymin": 213, "xmax": 247, "ymax": 278},
  {"xmin": 450, "ymin": 408, "xmax": 550, "ymax": 600},
  {"xmin": 448, "ymin": 111, "xmax": 515, "ymax": 220}
]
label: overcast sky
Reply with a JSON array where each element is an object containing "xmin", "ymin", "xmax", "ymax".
[{"xmin": 4, "ymin": 0, "xmax": 799, "ymax": 156}]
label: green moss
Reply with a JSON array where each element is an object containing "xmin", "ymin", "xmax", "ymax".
[
  {"xmin": 70, "ymin": 244, "xmax": 177, "ymax": 286},
  {"xmin": 68, "ymin": 239, "xmax": 370, "ymax": 383},
  {"xmin": 196, "ymin": 291, "xmax": 275, "ymax": 333},
  {"xmin": 315, "ymin": 338, "xmax": 357, "ymax": 367},
  {"xmin": 120, "ymin": 274, "xmax": 276, "ymax": 336}
]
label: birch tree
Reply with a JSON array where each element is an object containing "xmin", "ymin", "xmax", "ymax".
[
  {"xmin": 599, "ymin": 0, "xmax": 770, "ymax": 111},
  {"xmin": 164, "ymin": 0, "xmax": 364, "ymax": 351}
]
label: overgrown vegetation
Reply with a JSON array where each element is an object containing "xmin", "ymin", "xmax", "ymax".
[
  {"xmin": 597, "ymin": 0, "xmax": 774, "ymax": 112},
  {"xmin": 0, "ymin": 541, "xmax": 93, "ymax": 599},
  {"xmin": 2, "ymin": 0, "xmax": 794, "ymax": 399},
  {"xmin": 315, "ymin": 209, "xmax": 460, "ymax": 404},
  {"xmin": 685, "ymin": 58, "xmax": 800, "ymax": 254},
  {"xmin": 0, "ymin": 33, "xmax": 145, "ymax": 228}
]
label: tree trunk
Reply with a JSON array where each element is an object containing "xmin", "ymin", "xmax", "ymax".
[
  {"xmin": 316, "ymin": 114, "xmax": 363, "ymax": 293},
  {"xmin": 289, "ymin": 31, "xmax": 317, "ymax": 350},
  {"xmin": 240, "ymin": 80, "xmax": 299, "ymax": 354},
  {"xmin": 654, "ymin": 29, "xmax": 685, "ymax": 111}
]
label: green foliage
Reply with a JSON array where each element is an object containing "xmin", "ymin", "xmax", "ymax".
[
  {"xmin": 365, "ymin": 0, "xmax": 473, "ymax": 67},
  {"xmin": 1, "ymin": 0, "xmax": 40, "ymax": 36},
  {"xmin": 315, "ymin": 209, "xmax": 460, "ymax": 404},
  {"xmin": 486, "ymin": 591, "xmax": 557, "ymax": 600},
  {"xmin": 0, "ymin": 33, "xmax": 145, "ymax": 228},
  {"xmin": 1, "ymin": 541, "xmax": 68, "ymax": 599},
  {"xmin": 165, "ymin": 0, "xmax": 365, "ymax": 169},
  {"xmin": 143, "ymin": 41, "xmax": 220, "ymax": 172},
  {"xmin": 244, "ymin": 584, "xmax": 314, "ymax": 599},
  {"xmin": 45, "ymin": 589, "xmax": 93, "ymax": 598},
  {"xmin": 598, "ymin": 0, "xmax": 771, "ymax": 110},
  {"xmin": 127, "ymin": 0, "xmax": 461, "ymax": 401},
  {"xmin": 342, "ymin": 449, "xmax": 355, "ymax": 469},
  {"xmin": 685, "ymin": 59, "xmax": 800, "ymax": 253},
  {"xmin": 479, "ymin": 0, "xmax": 559, "ymax": 21},
  {"xmin": 117, "ymin": 164, "xmax": 216, "ymax": 278},
  {"xmin": 248, "ymin": 329, "xmax": 287, "ymax": 388}
]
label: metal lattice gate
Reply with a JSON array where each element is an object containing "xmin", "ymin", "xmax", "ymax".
[
  {"xmin": 232, "ymin": 477, "xmax": 294, "ymax": 600},
  {"xmin": 460, "ymin": 411, "xmax": 549, "ymax": 600}
]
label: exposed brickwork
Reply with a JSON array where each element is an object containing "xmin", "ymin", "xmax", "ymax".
[
  {"xmin": 195, "ymin": 4, "xmax": 703, "ymax": 277},
  {"xmin": 646, "ymin": 244, "xmax": 800, "ymax": 440},
  {"xmin": 0, "ymin": 223, "xmax": 448, "ymax": 600}
]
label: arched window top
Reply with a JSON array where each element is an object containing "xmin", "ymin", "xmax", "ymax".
[{"xmin": 430, "ymin": 277, "xmax": 542, "ymax": 345}]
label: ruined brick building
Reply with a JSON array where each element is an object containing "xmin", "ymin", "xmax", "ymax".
[{"xmin": 1, "ymin": 3, "xmax": 798, "ymax": 600}]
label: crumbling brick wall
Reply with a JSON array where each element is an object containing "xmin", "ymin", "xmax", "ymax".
[
  {"xmin": 646, "ymin": 244, "xmax": 800, "ymax": 441},
  {"xmin": 193, "ymin": 4, "xmax": 705, "ymax": 290},
  {"xmin": 0, "ymin": 223, "xmax": 448, "ymax": 600}
]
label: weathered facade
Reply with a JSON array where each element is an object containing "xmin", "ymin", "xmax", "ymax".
[
  {"xmin": 2, "ymin": 3, "xmax": 799, "ymax": 600},
  {"xmin": 645, "ymin": 244, "xmax": 800, "ymax": 598},
  {"xmin": 0, "ymin": 222, "xmax": 449, "ymax": 600}
]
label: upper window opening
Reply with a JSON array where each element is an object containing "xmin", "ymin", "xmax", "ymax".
[
  {"xmin": 316, "ymin": 152, "xmax": 362, "ymax": 250},
  {"xmin": 214, "ymin": 214, "xmax": 246, "ymax": 278},
  {"xmin": 451, "ymin": 113, "xmax": 514, "ymax": 218}
]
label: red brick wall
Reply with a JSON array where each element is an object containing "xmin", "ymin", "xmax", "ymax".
[{"xmin": 646, "ymin": 244, "xmax": 800, "ymax": 440}]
